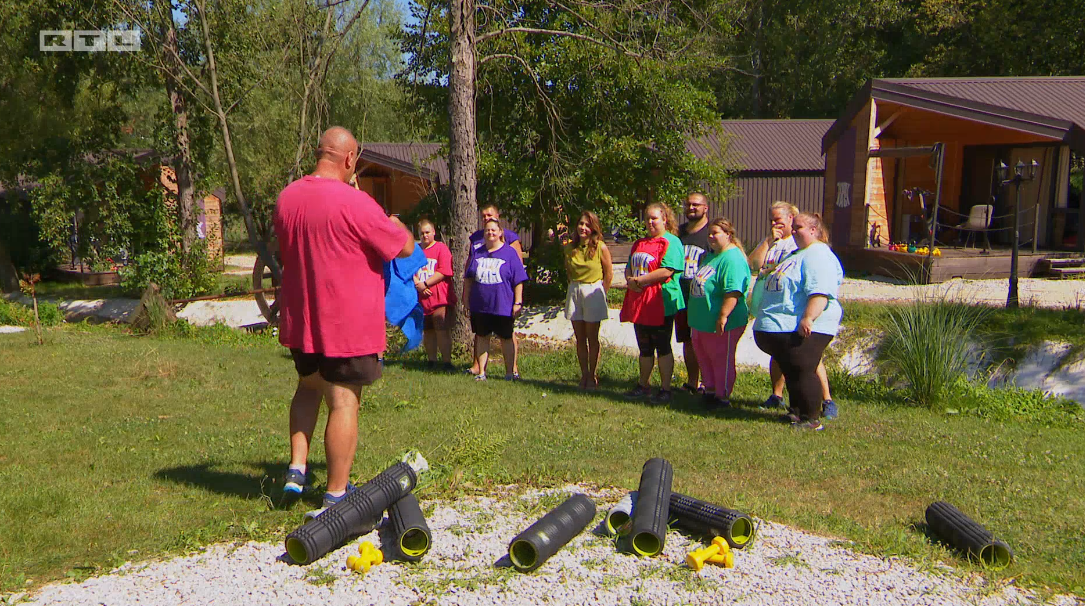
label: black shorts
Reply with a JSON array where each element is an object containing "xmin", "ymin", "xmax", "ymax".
[
  {"xmin": 674, "ymin": 309, "xmax": 692, "ymax": 342},
  {"xmin": 634, "ymin": 315, "xmax": 675, "ymax": 358},
  {"xmin": 470, "ymin": 311, "xmax": 515, "ymax": 340},
  {"xmin": 290, "ymin": 350, "xmax": 382, "ymax": 385}
]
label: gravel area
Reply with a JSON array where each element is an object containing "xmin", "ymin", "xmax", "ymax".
[{"xmin": 13, "ymin": 485, "xmax": 1073, "ymax": 606}]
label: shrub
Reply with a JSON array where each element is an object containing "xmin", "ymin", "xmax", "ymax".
[
  {"xmin": 0, "ymin": 298, "xmax": 63, "ymax": 327},
  {"xmin": 120, "ymin": 245, "xmax": 217, "ymax": 300},
  {"xmin": 952, "ymin": 377, "xmax": 1084, "ymax": 426},
  {"xmin": 877, "ymin": 300, "xmax": 990, "ymax": 409}
]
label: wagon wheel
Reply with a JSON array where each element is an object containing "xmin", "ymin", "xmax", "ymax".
[{"xmin": 253, "ymin": 251, "xmax": 281, "ymax": 324}]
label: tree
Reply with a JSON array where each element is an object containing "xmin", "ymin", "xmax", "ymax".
[{"xmin": 403, "ymin": 0, "xmax": 733, "ymax": 343}]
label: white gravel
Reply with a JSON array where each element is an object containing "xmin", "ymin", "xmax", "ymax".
[{"xmin": 13, "ymin": 485, "xmax": 1073, "ymax": 606}]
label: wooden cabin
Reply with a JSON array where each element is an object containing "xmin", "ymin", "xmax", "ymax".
[
  {"xmin": 822, "ymin": 77, "xmax": 1085, "ymax": 281},
  {"xmin": 356, "ymin": 143, "xmax": 447, "ymax": 215}
]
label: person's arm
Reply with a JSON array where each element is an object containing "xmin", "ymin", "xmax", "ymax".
[
  {"xmin": 511, "ymin": 240, "xmax": 524, "ymax": 259},
  {"xmin": 747, "ymin": 237, "xmax": 772, "ymax": 273},
  {"xmin": 716, "ymin": 292, "xmax": 741, "ymax": 334},
  {"xmin": 512, "ymin": 282, "xmax": 524, "ymax": 317},
  {"xmin": 798, "ymin": 295, "xmax": 829, "ymax": 337},
  {"xmin": 388, "ymin": 216, "xmax": 415, "ymax": 258},
  {"xmin": 636, "ymin": 267, "xmax": 675, "ymax": 287},
  {"xmin": 599, "ymin": 243, "xmax": 613, "ymax": 291},
  {"xmin": 423, "ymin": 271, "xmax": 446, "ymax": 288},
  {"xmin": 463, "ymin": 277, "xmax": 474, "ymax": 309}
]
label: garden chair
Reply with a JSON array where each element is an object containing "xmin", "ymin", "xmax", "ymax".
[{"xmin": 956, "ymin": 203, "xmax": 993, "ymax": 251}]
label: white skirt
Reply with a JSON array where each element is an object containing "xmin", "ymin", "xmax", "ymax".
[{"xmin": 565, "ymin": 280, "xmax": 608, "ymax": 322}]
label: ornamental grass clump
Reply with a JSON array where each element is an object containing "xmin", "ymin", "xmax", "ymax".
[{"xmin": 878, "ymin": 299, "xmax": 990, "ymax": 409}]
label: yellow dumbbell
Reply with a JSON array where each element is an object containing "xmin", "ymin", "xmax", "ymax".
[
  {"xmin": 686, "ymin": 537, "xmax": 730, "ymax": 572},
  {"xmin": 347, "ymin": 541, "xmax": 384, "ymax": 573}
]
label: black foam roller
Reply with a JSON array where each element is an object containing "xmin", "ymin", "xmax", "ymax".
[
  {"xmin": 669, "ymin": 492, "xmax": 756, "ymax": 549},
  {"xmin": 508, "ymin": 493, "xmax": 597, "ymax": 572},
  {"xmin": 285, "ymin": 462, "xmax": 417, "ymax": 564},
  {"xmin": 628, "ymin": 458, "xmax": 672, "ymax": 557},
  {"xmin": 925, "ymin": 501, "xmax": 1012, "ymax": 569},
  {"xmin": 388, "ymin": 493, "xmax": 432, "ymax": 562}
]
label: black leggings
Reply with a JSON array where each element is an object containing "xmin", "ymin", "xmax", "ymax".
[
  {"xmin": 754, "ymin": 330, "xmax": 833, "ymax": 421},
  {"xmin": 634, "ymin": 315, "xmax": 675, "ymax": 358}
]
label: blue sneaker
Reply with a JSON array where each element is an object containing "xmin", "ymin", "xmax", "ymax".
[
  {"xmin": 762, "ymin": 394, "xmax": 786, "ymax": 410},
  {"xmin": 823, "ymin": 400, "xmax": 839, "ymax": 420},
  {"xmin": 305, "ymin": 483, "xmax": 357, "ymax": 521},
  {"xmin": 283, "ymin": 468, "xmax": 310, "ymax": 495}
]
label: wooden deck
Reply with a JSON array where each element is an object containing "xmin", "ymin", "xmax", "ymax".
[{"xmin": 838, "ymin": 246, "xmax": 1080, "ymax": 283}]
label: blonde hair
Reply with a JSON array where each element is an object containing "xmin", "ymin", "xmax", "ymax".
[
  {"xmin": 709, "ymin": 217, "xmax": 745, "ymax": 254},
  {"xmin": 644, "ymin": 202, "xmax": 679, "ymax": 235},
  {"xmin": 770, "ymin": 201, "xmax": 800, "ymax": 218},
  {"xmin": 795, "ymin": 212, "xmax": 830, "ymax": 244}
]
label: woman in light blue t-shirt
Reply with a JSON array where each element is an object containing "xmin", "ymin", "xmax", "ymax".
[{"xmin": 752, "ymin": 212, "xmax": 843, "ymax": 431}]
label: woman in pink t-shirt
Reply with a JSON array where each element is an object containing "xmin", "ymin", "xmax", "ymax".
[{"xmin": 415, "ymin": 219, "xmax": 457, "ymax": 369}]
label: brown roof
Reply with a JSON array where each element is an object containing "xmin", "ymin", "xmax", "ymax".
[
  {"xmin": 823, "ymin": 77, "xmax": 1085, "ymax": 153},
  {"xmin": 360, "ymin": 143, "xmax": 448, "ymax": 185},
  {"xmin": 687, "ymin": 120, "xmax": 831, "ymax": 173}
]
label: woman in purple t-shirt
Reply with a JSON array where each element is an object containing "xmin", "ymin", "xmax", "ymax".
[{"xmin": 464, "ymin": 219, "xmax": 529, "ymax": 381}]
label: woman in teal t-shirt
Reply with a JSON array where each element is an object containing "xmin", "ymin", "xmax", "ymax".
[{"xmin": 687, "ymin": 218, "xmax": 750, "ymax": 409}]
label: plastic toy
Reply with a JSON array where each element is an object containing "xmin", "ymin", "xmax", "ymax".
[
  {"xmin": 508, "ymin": 493, "xmax": 596, "ymax": 572},
  {"xmin": 604, "ymin": 491, "xmax": 637, "ymax": 536},
  {"xmin": 686, "ymin": 537, "xmax": 733, "ymax": 571},
  {"xmin": 628, "ymin": 458, "xmax": 672, "ymax": 557},
  {"xmin": 925, "ymin": 501, "xmax": 1012, "ymax": 569},
  {"xmin": 347, "ymin": 541, "xmax": 384, "ymax": 573}
]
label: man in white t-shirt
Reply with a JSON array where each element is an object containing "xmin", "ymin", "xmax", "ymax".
[{"xmin": 748, "ymin": 201, "xmax": 838, "ymax": 419}]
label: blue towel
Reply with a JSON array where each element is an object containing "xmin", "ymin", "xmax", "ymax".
[{"xmin": 384, "ymin": 244, "xmax": 427, "ymax": 352}]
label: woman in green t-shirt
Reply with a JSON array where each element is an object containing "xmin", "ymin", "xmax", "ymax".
[{"xmin": 686, "ymin": 218, "xmax": 750, "ymax": 408}]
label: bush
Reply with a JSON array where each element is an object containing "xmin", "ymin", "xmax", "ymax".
[
  {"xmin": 0, "ymin": 298, "xmax": 63, "ymax": 327},
  {"xmin": 952, "ymin": 377, "xmax": 1084, "ymax": 426},
  {"xmin": 877, "ymin": 300, "xmax": 990, "ymax": 408},
  {"xmin": 120, "ymin": 245, "xmax": 217, "ymax": 300}
]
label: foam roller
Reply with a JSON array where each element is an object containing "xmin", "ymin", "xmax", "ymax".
[
  {"xmin": 285, "ymin": 462, "xmax": 418, "ymax": 564},
  {"xmin": 628, "ymin": 458, "xmax": 672, "ymax": 557},
  {"xmin": 508, "ymin": 493, "xmax": 597, "ymax": 572},
  {"xmin": 669, "ymin": 492, "xmax": 756, "ymax": 549},
  {"xmin": 925, "ymin": 501, "xmax": 1012, "ymax": 569},
  {"xmin": 604, "ymin": 491, "xmax": 638, "ymax": 536},
  {"xmin": 388, "ymin": 493, "xmax": 431, "ymax": 562}
]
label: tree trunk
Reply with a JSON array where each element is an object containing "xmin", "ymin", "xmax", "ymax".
[
  {"xmin": 163, "ymin": 18, "xmax": 199, "ymax": 253},
  {"xmin": 448, "ymin": 0, "xmax": 478, "ymax": 347},
  {"xmin": 0, "ymin": 239, "xmax": 19, "ymax": 293},
  {"xmin": 194, "ymin": 0, "xmax": 281, "ymax": 283}
]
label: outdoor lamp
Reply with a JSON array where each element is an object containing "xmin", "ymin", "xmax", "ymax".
[
  {"xmin": 997, "ymin": 160, "xmax": 1009, "ymax": 182},
  {"xmin": 1014, "ymin": 160, "xmax": 1026, "ymax": 178},
  {"xmin": 1028, "ymin": 159, "xmax": 1040, "ymax": 180}
]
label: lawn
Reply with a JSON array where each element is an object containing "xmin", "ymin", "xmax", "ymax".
[{"xmin": 1, "ymin": 322, "xmax": 1084, "ymax": 597}]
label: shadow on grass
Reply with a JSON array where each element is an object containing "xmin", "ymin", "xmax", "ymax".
[{"xmin": 154, "ymin": 460, "xmax": 327, "ymax": 509}]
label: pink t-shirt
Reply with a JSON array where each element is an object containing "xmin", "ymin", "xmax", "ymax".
[
  {"xmin": 417, "ymin": 241, "xmax": 456, "ymax": 314},
  {"xmin": 274, "ymin": 175, "xmax": 409, "ymax": 357}
]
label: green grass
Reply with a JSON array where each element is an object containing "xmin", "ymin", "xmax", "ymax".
[{"xmin": 1, "ymin": 323, "xmax": 1085, "ymax": 596}]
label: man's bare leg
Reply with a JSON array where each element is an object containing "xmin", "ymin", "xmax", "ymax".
[
  {"xmin": 289, "ymin": 373, "xmax": 324, "ymax": 469},
  {"xmin": 474, "ymin": 335, "xmax": 490, "ymax": 377},
  {"xmin": 683, "ymin": 340, "xmax": 700, "ymax": 389},
  {"xmin": 323, "ymin": 381, "xmax": 362, "ymax": 494},
  {"xmin": 770, "ymin": 358, "xmax": 786, "ymax": 398}
]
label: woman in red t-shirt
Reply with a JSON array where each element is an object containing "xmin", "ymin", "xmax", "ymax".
[{"xmin": 415, "ymin": 219, "xmax": 457, "ymax": 370}]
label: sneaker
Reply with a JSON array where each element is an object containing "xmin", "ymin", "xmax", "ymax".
[
  {"xmin": 624, "ymin": 385, "xmax": 651, "ymax": 399},
  {"xmin": 713, "ymin": 397, "xmax": 732, "ymax": 409},
  {"xmin": 791, "ymin": 419, "xmax": 824, "ymax": 431},
  {"xmin": 702, "ymin": 392, "xmax": 717, "ymax": 407},
  {"xmin": 475, "ymin": 373, "xmax": 488, "ymax": 381},
  {"xmin": 283, "ymin": 468, "xmax": 310, "ymax": 495},
  {"xmin": 304, "ymin": 483, "xmax": 357, "ymax": 520},
  {"xmin": 822, "ymin": 399, "xmax": 839, "ymax": 420},
  {"xmin": 781, "ymin": 409, "xmax": 801, "ymax": 424},
  {"xmin": 504, "ymin": 372, "xmax": 521, "ymax": 381},
  {"xmin": 682, "ymin": 383, "xmax": 705, "ymax": 395},
  {"xmin": 650, "ymin": 389, "xmax": 673, "ymax": 404},
  {"xmin": 761, "ymin": 394, "xmax": 786, "ymax": 410}
]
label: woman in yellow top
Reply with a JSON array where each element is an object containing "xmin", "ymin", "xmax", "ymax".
[{"xmin": 564, "ymin": 211, "xmax": 614, "ymax": 390}]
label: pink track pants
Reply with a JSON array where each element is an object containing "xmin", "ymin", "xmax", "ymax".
[{"xmin": 691, "ymin": 325, "xmax": 746, "ymax": 398}]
